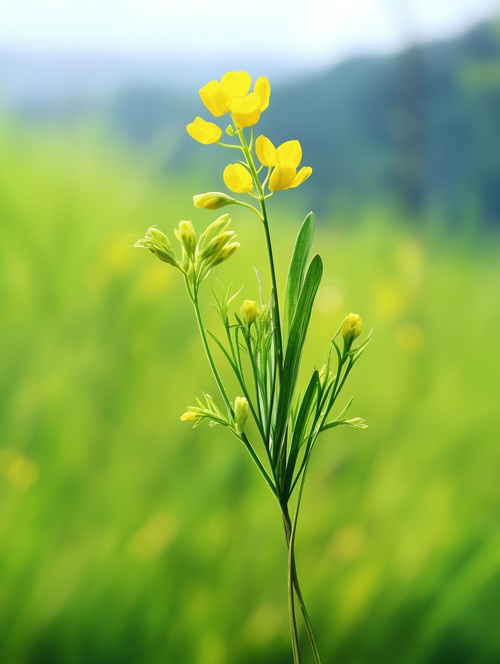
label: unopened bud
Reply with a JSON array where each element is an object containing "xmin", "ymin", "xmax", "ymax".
[
  {"xmin": 210, "ymin": 242, "xmax": 240, "ymax": 266},
  {"xmin": 174, "ymin": 220, "xmax": 197, "ymax": 258},
  {"xmin": 241, "ymin": 300, "xmax": 260, "ymax": 326},
  {"xmin": 193, "ymin": 192, "xmax": 237, "ymax": 210},
  {"xmin": 234, "ymin": 396, "xmax": 249, "ymax": 434},
  {"xmin": 134, "ymin": 227, "xmax": 179, "ymax": 268},
  {"xmin": 341, "ymin": 313, "xmax": 362, "ymax": 346},
  {"xmin": 180, "ymin": 411, "xmax": 197, "ymax": 422},
  {"xmin": 226, "ymin": 124, "xmax": 236, "ymax": 136}
]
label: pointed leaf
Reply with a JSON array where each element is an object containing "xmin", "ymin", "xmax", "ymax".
[
  {"xmin": 284, "ymin": 212, "xmax": 315, "ymax": 337},
  {"xmin": 274, "ymin": 253, "xmax": 323, "ymax": 462}
]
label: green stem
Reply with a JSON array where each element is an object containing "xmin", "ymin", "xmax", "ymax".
[
  {"xmin": 289, "ymin": 472, "xmax": 323, "ymax": 664},
  {"xmin": 282, "ymin": 507, "xmax": 302, "ymax": 664}
]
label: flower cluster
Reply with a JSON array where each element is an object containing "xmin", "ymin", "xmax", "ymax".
[
  {"xmin": 135, "ymin": 214, "xmax": 239, "ymax": 288},
  {"xmin": 186, "ymin": 70, "xmax": 312, "ymax": 210}
]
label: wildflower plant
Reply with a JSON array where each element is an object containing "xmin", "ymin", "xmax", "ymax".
[{"xmin": 135, "ymin": 71, "xmax": 371, "ymax": 663}]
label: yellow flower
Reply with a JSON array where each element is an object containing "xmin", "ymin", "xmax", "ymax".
[
  {"xmin": 269, "ymin": 166, "xmax": 312, "ymax": 191},
  {"xmin": 220, "ymin": 71, "xmax": 252, "ymax": 101},
  {"xmin": 254, "ymin": 76, "xmax": 271, "ymax": 111},
  {"xmin": 256, "ymin": 135, "xmax": 277, "ymax": 167},
  {"xmin": 198, "ymin": 72, "xmax": 271, "ymax": 125},
  {"xmin": 186, "ymin": 116, "xmax": 222, "ymax": 144},
  {"xmin": 256, "ymin": 136, "xmax": 312, "ymax": 191},
  {"xmin": 230, "ymin": 93, "xmax": 262, "ymax": 128},
  {"xmin": 223, "ymin": 163, "xmax": 254, "ymax": 193},
  {"xmin": 199, "ymin": 81, "xmax": 230, "ymax": 117}
]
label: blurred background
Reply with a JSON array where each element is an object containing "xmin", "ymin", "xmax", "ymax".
[{"xmin": 1, "ymin": 1, "xmax": 500, "ymax": 662}]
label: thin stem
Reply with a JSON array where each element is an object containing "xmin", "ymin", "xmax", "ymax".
[
  {"xmin": 282, "ymin": 507, "xmax": 302, "ymax": 664},
  {"xmin": 289, "ymin": 470, "xmax": 323, "ymax": 664}
]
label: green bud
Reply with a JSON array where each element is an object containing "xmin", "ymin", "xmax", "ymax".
[
  {"xmin": 200, "ymin": 231, "xmax": 235, "ymax": 260},
  {"xmin": 134, "ymin": 227, "xmax": 179, "ymax": 268},
  {"xmin": 241, "ymin": 300, "xmax": 260, "ymax": 326},
  {"xmin": 210, "ymin": 242, "xmax": 240, "ymax": 267},
  {"xmin": 174, "ymin": 220, "xmax": 197, "ymax": 259},
  {"xmin": 193, "ymin": 192, "xmax": 237, "ymax": 210},
  {"xmin": 234, "ymin": 396, "xmax": 249, "ymax": 434},
  {"xmin": 198, "ymin": 215, "xmax": 231, "ymax": 252},
  {"xmin": 226, "ymin": 124, "xmax": 236, "ymax": 136}
]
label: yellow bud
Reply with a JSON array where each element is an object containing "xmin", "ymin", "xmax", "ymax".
[
  {"xmin": 180, "ymin": 411, "xmax": 197, "ymax": 422},
  {"xmin": 199, "ymin": 80, "xmax": 230, "ymax": 117},
  {"xmin": 174, "ymin": 220, "xmax": 197, "ymax": 258},
  {"xmin": 254, "ymin": 76, "xmax": 271, "ymax": 111},
  {"xmin": 230, "ymin": 93, "xmax": 262, "ymax": 128},
  {"xmin": 211, "ymin": 242, "xmax": 240, "ymax": 266},
  {"xmin": 223, "ymin": 163, "xmax": 253, "ymax": 193},
  {"xmin": 234, "ymin": 396, "xmax": 249, "ymax": 434},
  {"xmin": 341, "ymin": 313, "xmax": 363, "ymax": 344},
  {"xmin": 255, "ymin": 135, "xmax": 277, "ymax": 167},
  {"xmin": 241, "ymin": 300, "xmax": 260, "ymax": 326},
  {"xmin": 186, "ymin": 116, "xmax": 222, "ymax": 144},
  {"xmin": 193, "ymin": 192, "xmax": 237, "ymax": 210}
]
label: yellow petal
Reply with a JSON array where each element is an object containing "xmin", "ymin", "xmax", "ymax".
[
  {"xmin": 221, "ymin": 71, "xmax": 252, "ymax": 101},
  {"xmin": 186, "ymin": 116, "xmax": 222, "ymax": 144},
  {"xmin": 290, "ymin": 166, "xmax": 313, "ymax": 188},
  {"xmin": 255, "ymin": 135, "xmax": 277, "ymax": 167},
  {"xmin": 269, "ymin": 166, "xmax": 297, "ymax": 192},
  {"xmin": 223, "ymin": 163, "xmax": 254, "ymax": 193},
  {"xmin": 254, "ymin": 76, "xmax": 271, "ymax": 111},
  {"xmin": 199, "ymin": 80, "xmax": 230, "ymax": 117},
  {"xmin": 230, "ymin": 93, "xmax": 262, "ymax": 128},
  {"xmin": 276, "ymin": 140, "xmax": 302, "ymax": 169}
]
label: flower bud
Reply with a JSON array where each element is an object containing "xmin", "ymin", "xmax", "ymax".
[
  {"xmin": 210, "ymin": 242, "xmax": 240, "ymax": 266},
  {"xmin": 174, "ymin": 220, "xmax": 197, "ymax": 259},
  {"xmin": 134, "ymin": 227, "xmax": 179, "ymax": 268},
  {"xmin": 193, "ymin": 192, "xmax": 237, "ymax": 210},
  {"xmin": 234, "ymin": 396, "xmax": 249, "ymax": 434},
  {"xmin": 341, "ymin": 313, "xmax": 363, "ymax": 345},
  {"xmin": 180, "ymin": 411, "xmax": 197, "ymax": 422},
  {"xmin": 241, "ymin": 300, "xmax": 260, "ymax": 326}
]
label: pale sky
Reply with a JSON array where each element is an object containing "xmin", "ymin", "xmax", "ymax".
[{"xmin": 1, "ymin": 0, "xmax": 499, "ymax": 65}]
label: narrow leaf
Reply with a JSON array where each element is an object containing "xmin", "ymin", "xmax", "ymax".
[
  {"xmin": 284, "ymin": 212, "xmax": 315, "ymax": 338},
  {"xmin": 283, "ymin": 370, "xmax": 319, "ymax": 498},
  {"xmin": 274, "ymin": 253, "xmax": 323, "ymax": 462}
]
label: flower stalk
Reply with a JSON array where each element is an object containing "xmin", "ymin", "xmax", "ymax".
[{"xmin": 134, "ymin": 70, "xmax": 371, "ymax": 664}]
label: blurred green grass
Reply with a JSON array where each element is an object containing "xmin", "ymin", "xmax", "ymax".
[{"xmin": 1, "ymin": 120, "xmax": 499, "ymax": 664}]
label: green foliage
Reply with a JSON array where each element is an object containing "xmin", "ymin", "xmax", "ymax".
[{"xmin": 1, "ymin": 122, "xmax": 500, "ymax": 663}]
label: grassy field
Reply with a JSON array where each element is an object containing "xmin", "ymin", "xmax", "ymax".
[{"xmin": 1, "ymin": 120, "xmax": 499, "ymax": 663}]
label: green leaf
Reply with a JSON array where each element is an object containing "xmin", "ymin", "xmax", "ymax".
[
  {"xmin": 283, "ymin": 370, "xmax": 319, "ymax": 499},
  {"xmin": 284, "ymin": 212, "xmax": 315, "ymax": 338},
  {"xmin": 274, "ymin": 253, "xmax": 323, "ymax": 464}
]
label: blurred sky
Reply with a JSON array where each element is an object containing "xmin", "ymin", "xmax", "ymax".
[{"xmin": 2, "ymin": 0, "xmax": 499, "ymax": 67}]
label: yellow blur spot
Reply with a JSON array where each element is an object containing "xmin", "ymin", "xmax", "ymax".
[
  {"xmin": 0, "ymin": 448, "xmax": 39, "ymax": 489},
  {"xmin": 395, "ymin": 322, "xmax": 424, "ymax": 352},
  {"xmin": 331, "ymin": 525, "xmax": 365, "ymax": 562},
  {"xmin": 197, "ymin": 634, "xmax": 227, "ymax": 664},
  {"xmin": 374, "ymin": 283, "xmax": 404, "ymax": 320},
  {"xmin": 340, "ymin": 567, "xmax": 378, "ymax": 625},
  {"xmin": 133, "ymin": 263, "xmax": 172, "ymax": 299},
  {"xmin": 315, "ymin": 285, "xmax": 344, "ymax": 315},
  {"xmin": 127, "ymin": 511, "xmax": 178, "ymax": 561},
  {"xmin": 243, "ymin": 604, "xmax": 283, "ymax": 646}
]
